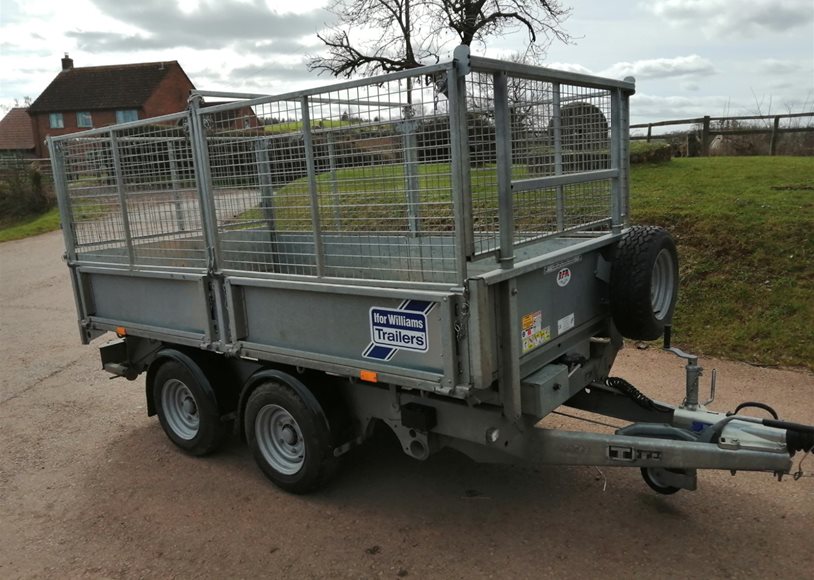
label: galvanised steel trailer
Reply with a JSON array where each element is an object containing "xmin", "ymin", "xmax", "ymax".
[{"xmin": 49, "ymin": 47, "xmax": 813, "ymax": 494}]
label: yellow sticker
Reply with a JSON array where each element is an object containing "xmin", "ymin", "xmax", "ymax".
[{"xmin": 521, "ymin": 310, "xmax": 550, "ymax": 353}]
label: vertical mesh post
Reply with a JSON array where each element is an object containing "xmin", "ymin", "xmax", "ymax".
[
  {"xmin": 300, "ymin": 96, "xmax": 325, "ymax": 277},
  {"xmin": 493, "ymin": 72, "xmax": 514, "ymax": 265},
  {"xmin": 552, "ymin": 83, "xmax": 565, "ymax": 232},
  {"xmin": 610, "ymin": 88, "xmax": 623, "ymax": 232},
  {"xmin": 109, "ymin": 131, "xmax": 135, "ymax": 267}
]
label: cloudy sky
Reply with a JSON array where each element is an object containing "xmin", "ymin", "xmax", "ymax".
[{"xmin": 1, "ymin": 0, "xmax": 812, "ymax": 127}]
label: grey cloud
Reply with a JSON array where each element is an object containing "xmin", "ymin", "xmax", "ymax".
[
  {"xmin": 66, "ymin": 31, "xmax": 176, "ymax": 52},
  {"xmin": 547, "ymin": 62, "xmax": 594, "ymax": 75},
  {"xmin": 755, "ymin": 59, "xmax": 808, "ymax": 76},
  {"xmin": 646, "ymin": 0, "xmax": 813, "ymax": 37},
  {"xmin": 602, "ymin": 55, "xmax": 716, "ymax": 80},
  {"xmin": 229, "ymin": 61, "xmax": 314, "ymax": 82},
  {"xmin": 630, "ymin": 93, "xmax": 738, "ymax": 124},
  {"xmin": 235, "ymin": 38, "xmax": 316, "ymax": 56},
  {"xmin": 72, "ymin": 0, "xmax": 331, "ymax": 51},
  {"xmin": 184, "ymin": 60, "xmax": 315, "ymax": 92}
]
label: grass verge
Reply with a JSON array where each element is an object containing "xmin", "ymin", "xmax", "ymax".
[
  {"xmin": 0, "ymin": 208, "xmax": 61, "ymax": 243},
  {"xmin": 630, "ymin": 156, "xmax": 813, "ymax": 370}
]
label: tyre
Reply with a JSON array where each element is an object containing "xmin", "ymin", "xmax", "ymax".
[
  {"xmin": 610, "ymin": 225, "xmax": 679, "ymax": 340},
  {"xmin": 152, "ymin": 359, "xmax": 227, "ymax": 456},
  {"xmin": 245, "ymin": 381, "xmax": 338, "ymax": 494},
  {"xmin": 641, "ymin": 467, "xmax": 683, "ymax": 495}
]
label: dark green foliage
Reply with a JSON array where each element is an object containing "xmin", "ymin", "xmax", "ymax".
[
  {"xmin": 0, "ymin": 161, "xmax": 55, "ymax": 222},
  {"xmin": 630, "ymin": 141, "xmax": 672, "ymax": 164}
]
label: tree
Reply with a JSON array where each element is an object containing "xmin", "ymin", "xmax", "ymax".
[{"xmin": 308, "ymin": 0, "xmax": 571, "ymax": 78}]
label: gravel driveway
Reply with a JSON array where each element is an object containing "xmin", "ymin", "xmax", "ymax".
[{"xmin": 1, "ymin": 231, "xmax": 812, "ymax": 579}]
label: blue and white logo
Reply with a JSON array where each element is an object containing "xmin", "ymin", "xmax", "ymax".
[{"xmin": 363, "ymin": 300, "xmax": 434, "ymax": 361}]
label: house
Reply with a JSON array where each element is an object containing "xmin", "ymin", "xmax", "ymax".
[
  {"xmin": 0, "ymin": 107, "xmax": 36, "ymax": 159},
  {"xmin": 27, "ymin": 54, "xmax": 196, "ymax": 157}
]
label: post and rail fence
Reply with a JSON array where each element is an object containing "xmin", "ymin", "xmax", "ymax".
[{"xmin": 630, "ymin": 112, "xmax": 814, "ymax": 156}]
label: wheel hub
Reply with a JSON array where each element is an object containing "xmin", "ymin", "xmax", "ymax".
[
  {"xmin": 255, "ymin": 404, "xmax": 306, "ymax": 475},
  {"xmin": 281, "ymin": 424, "xmax": 298, "ymax": 445},
  {"xmin": 160, "ymin": 379, "xmax": 200, "ymax": 441},
  {"xmin": 182, "ymin": 396, "xmax": 197, "ymax": 417}
]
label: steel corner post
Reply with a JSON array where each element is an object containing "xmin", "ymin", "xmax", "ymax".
[
  {"xmin": 493, "ymin": 72, "xmax": 514, "ymax": 266},
  {"xmin": 610, "ymin": 88, "xmax": 624, "ymax": 233},
  {"xmin": 447, "ymin": 64, "xmax": 473, "ymax": 284},
  {"xmin": 188, "ymin": 97, "xmax": 229, "ymax": 348},
  {"xmin": 300, "ymin": 95, "xmax": 326, "ymax": 278}
]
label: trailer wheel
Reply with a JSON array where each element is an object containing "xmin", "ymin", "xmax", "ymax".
[
  {"xmin": 640, "ymin": 467, "xmax": 682, "ymax": 495},
  {"xmin": 152, "ymin": 360, "xmax": 226, "ymax": 456},
  {"xmin": 245, "ymin": 381, "xmax": 338, "ymax": 494},
  {"xmin": 610, "ymin": 225, "xmax": 678, "ymax": 340}
]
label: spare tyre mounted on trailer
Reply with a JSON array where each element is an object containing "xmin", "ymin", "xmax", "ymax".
[
  {"xmin": 49, "ymin": 46, "xmax": 813, "ymax": 497},
  {"xmin": 610, "ymin": 225, "xmax": 679, "ymax": 341}
]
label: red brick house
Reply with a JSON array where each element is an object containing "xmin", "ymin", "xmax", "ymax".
[
  {"xmin": 0, "ymin": 108, "xmax": 36, "ymax": 158},
  {"xmin": 28, "ymin": 54, "xmax": 195, "ymax": 157}
]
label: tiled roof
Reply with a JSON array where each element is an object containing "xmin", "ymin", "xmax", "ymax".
[
  {"xmin": 28, "ymin": 61, "xmax": 193, "ymax": 113},
  {"xmin": 0, "ymin": 108, "xmax": 35, "ymax": 151}
]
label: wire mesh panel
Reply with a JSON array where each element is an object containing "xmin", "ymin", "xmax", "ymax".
[
  {"xmin": 203, "ymin": 70, "xmax": 459, "ymax": 283},
  {"xmin": 465, "ymin": 70, "xmax": 501, "ymax": 255},
  {"xmin": 466, "ymin": 65, "xmax": 616, "ymax": 254},
  {"xmin": 58, "ymin": 137, "xmax": 126, "ymax": 263},
  {"xmin": 51, "ymin": 57, "xmax": 631, "ymax": 286},
  {"xmin": 511, "ymin": 79, "xmax": 613, "ymax": 245},
  {"xmin": 55, "ymin": 115, "xmax": 207, "ymax": 269}
]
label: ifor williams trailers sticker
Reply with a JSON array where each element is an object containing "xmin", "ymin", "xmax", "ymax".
[{"xmin": 363, "ymin": 300, "xmax": 434, "ymax": 361}]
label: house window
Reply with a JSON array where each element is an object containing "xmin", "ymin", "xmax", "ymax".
[
  {"xmin": 49, "ymin": 113, "xmax": 64, "ymax": 128},
  {"xmin": 115, "ymin": 109, "xmax": 139, "ymax": 123},
  {"xmin": 76, "ymin": 111, "xmax": 92, "ymax": 128}
]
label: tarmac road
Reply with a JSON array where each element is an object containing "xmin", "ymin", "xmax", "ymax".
[{"xmin": 1, "ymin": 231, "xmax": 812, "ymax": 579}]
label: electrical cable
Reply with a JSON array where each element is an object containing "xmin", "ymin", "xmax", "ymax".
[
  {"xmin": 729, "ymin": 401, "xmax": 779, "ymax": 420},
  {"xmin": 793, "ymin": 447, "xmax": 812, "ymax": 480},
  {"xmin": 604, "ymin": 377, "xmax": 673, "ymax": 413}
]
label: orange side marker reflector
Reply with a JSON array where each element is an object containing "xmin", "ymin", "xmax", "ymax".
[
  {"xmin": 360, "ymin": 370, "xmax": 378, "ymax": 383},
  {"xmin": 115, "ymin": 326, "xmax": 127, "ymax": 337}
]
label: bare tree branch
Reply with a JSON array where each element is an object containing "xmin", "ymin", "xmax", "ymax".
[{"xmin": 307, "ymin": 0, "xmax": 571, "ymax": 77}]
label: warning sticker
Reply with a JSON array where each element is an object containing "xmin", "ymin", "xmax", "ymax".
[
  {"xmin": 521, "ymin": 310, "xmax": 551, "ymax": 353},
  {"xmin": 558, "ymin": 313, "xmax": 575, "ymax": 335}
]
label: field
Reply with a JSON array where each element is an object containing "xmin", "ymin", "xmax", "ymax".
[{"xmin": 630, "ymin": 156, "xmax": 813, "ymax": 369}]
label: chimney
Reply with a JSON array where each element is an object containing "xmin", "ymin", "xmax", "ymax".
[{"xmin": 61, "ymin": 53, "xmax": 74, "ymax": 71}]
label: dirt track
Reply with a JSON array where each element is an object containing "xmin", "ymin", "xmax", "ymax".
[{"xmin": 1, "ymin": 231, "xmax": 812, "ymax": 579}]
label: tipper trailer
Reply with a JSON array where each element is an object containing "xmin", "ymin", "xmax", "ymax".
[{"xmin": 49, "ymin": 47, "xmax": 813, "ymax": 494}]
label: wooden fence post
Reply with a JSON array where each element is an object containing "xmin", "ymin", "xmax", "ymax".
[
  {"xmin": 701, "ymin": 115, "xmax": 711, "ymax": 156},
  {"xmin": 646, "ymin": 124, "xmax": 652, "ymax": 143},
  {"xmin": 769, "ymin": 116, "xmax": 781, "ymax": 155}
]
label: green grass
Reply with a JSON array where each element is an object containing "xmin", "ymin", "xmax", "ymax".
[
  {"xmin": 264, "ymin": 119, "xmax": 359, "ymax": 134},
  {"xmin": 0, "ymin": 207, "xmax": 61, "ymax": 242},
  {"xmin": 235, "ymin": 162, "xmax": 569, "ymax": 233},
  {"xmin": 630, "ymin": 156, "xmax": 814, "ymax": 370}
]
